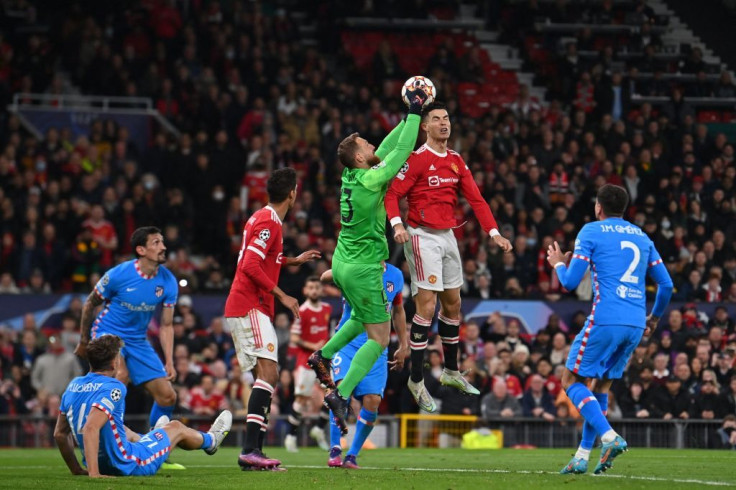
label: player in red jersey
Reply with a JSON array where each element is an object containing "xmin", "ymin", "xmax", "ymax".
[
  {"xmin": 284, "ymin": 276, "xmax": 332, "ymax": 452},
  {"xmin": 225, "ymin": 168, "xmax": 320, "ymax": 471},
  {"xmin": 385, "ymin": 102, "xmax": 514, "ymax": 412}
]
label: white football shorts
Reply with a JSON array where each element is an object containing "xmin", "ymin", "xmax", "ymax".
[
  {"xmin": 403, "ymin": 225, "xmax": 463, "ymax": 296},
  {"xmin": 226, "ymin": 309, "xmax": 278, "ymax": 371}
]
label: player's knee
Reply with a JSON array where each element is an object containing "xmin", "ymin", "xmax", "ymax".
[
  {"xmin": 157, "ymin": 387, "xmax": 177, "ymax": 407},
  {"xmin": 416, "ymin": 297, "xmax": 436, "ymax": 319},
  {"xmin": 440, "ymin": 299, "xmax": 461, "ymax": 318},
  {"xmin": 363, "ymin": 395, "xmax": 381, "ymax": 411},
  {"xmin": 164, "ymin": 420, "xmax": 184, "ymax": 433}
]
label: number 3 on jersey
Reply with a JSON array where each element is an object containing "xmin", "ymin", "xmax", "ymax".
[
  {"xmin": 341, "ymin": 188, "xmax": 354, "ymax": 223},
  {"xmin": 620, "ymin": 240, "xmax": 640, "ymax": 284}
]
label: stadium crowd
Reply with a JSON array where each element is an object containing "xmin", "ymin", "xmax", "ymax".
[{"xmin": 0, "ymin": 0, "xmax": 735, "ymax": 448}]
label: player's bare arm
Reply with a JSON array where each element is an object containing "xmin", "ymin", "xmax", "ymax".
[
  {"xmin": 159, "ymin": 306, "xmax": 176, "ymax": 381},
  {"xmin": 271, "ymin": 285, "xmax": 300, "ymax": 319},
  {"xmin": 644, "ymin": 314, "xmax": 660, "ymax": 337},
  {"xmin": 82, "ymin": 407, "xmax": 114, "ymax": 478},
  {"xmin": 74, "ymin": 290, "xmax": 104, "ymax": 359},
  {"xmin": 284, "ymin": 249, "xmax": 322, "ymax": 266},
  {"xmin": 388, "ymin": 302, "xmax": 409, "ymax": 371},
  {"xmin": 393, "ymin": 223, "xmax": 410, "ymax": 244},
  {"xmin": 53, "ymin": 413, "xmax": 88, "ymax": 476}
]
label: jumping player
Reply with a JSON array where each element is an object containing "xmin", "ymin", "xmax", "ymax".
[
  {"xmin": 385, "ymin": 101, "xmax": 513, "ymax": 412},
  {"xmin": 548, "ymin": 184, "xmax": 673, "ymax": 474},
  {"xmin": 285, "ymin": 276, "xmax": 332, "ymax": 452},
  {"xmin": 308, "ymin": 86, "xmax": 427, "ymax": 435},
  {"xmin": 75, "ymin": 226, "xmax": 183, "ymax": 468},
  {"xmin": 55, "ymin": 335, "xmax": 232, "ymax": 478},
  {"xmin": 322, "ymin": 263, "xmax": 408, "ymax": 469},
  {"xmin": 225, "ymin": 167, "xmax": 320, "ymax": 471}
]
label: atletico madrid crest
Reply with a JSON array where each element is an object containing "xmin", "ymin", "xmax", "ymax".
[{"xmin": 155, "ymin": 286, "xmax": 164, "ymax": 297}]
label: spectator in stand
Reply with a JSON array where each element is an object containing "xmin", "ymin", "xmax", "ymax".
[
  {"xmin": 649, "ymin": 375, "xmax": 691, "ymax": 420},
  {"xmin": 30, "ymin": 335, "xmax": 82, "ymax": 397},
  {"xmin": 481, "ymin": 378, "xmax": 521, "ymax": 420},
  {"xmin": 521, "ymin": 374, "xmax": 556, "ymax": 421},
  {"xmin": 188, "ymin": 375, "xmax": 229, "ymax": 418},
  {"xmin": 716, "ymin": 415, "xmax": 736, "ymax": 449},
  {"xmin": 715, "ymin": 352, "xmax": 735, "ymax": 387},
  {"xmin": 691, "ymin": 372, "xmax": 722, "ymax": 419}
]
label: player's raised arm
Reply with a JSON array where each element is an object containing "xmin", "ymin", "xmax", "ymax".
[
  {"xmin": 361, "ymin": 90, "xmax": 427, "ymax": 191},
  {"xmin": 374, "ymin": 119, "xmax": 406, "ymax": 161},
  {"xmin": 644, "ymin": 244, "xmax": 674, "ymax": 336},
  {"xmin": 53, "ymin": 413, "xmax": 87, "ymax": 476}
]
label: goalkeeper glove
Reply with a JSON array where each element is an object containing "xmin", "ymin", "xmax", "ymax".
[{"xmin": 406, "ymin": 88, "xmax": 429, "ymax": 115}]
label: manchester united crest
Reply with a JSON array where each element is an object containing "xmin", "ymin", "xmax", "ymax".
[
  {"xmin": 428, "ymin": 275, "xmax": 437, "ymax": 284},
  {"xmin": 155, "ymin": 286, "xmax": 164, "ymax": 297},
  {"xmin": 451, "ymin": 163, "xmax": 459, "ymax": 174}
]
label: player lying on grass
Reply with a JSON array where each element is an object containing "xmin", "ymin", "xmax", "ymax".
[
  {"xmin": 321, "ymin": 265, "xmax": 408, "ymax": 469},
  {"xmin": 308, "ymin": 86, "xmax": 426, "ymax": 435},
  {"xmin": 55, "ymin": 335, "xmax": 232, "ymax": 478}
]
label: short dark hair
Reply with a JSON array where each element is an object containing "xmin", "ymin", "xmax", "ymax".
[
  {"xmin": 305, "ymin": 275, "xmax": 321, "ymax": 284},
  {"xmin": 131, "ymin": 226, "xmax": 162, "ymax": 257},
  {"xmin": 337, "ymin": 132, "xmax": 360, "ymax": 168},
  {"xmin": 267, "ymin": 167, "xmax": 297, "ymax": 203},
  {"xmin": 87, "ymin": 335, "xmax": 124, "ymax": 372},
  {"xmin": 596, "ymin": 184, "xmax": 629, "ymax": 217},
  {"xmin": 421, "ymin": 101, "xmax": 448, "ymax": 122}
]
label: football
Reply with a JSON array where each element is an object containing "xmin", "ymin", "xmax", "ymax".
[{"xmin": 401, "ymin": 76, "xmax": 436, "ymax": 107}]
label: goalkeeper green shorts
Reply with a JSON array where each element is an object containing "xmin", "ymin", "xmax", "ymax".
[{"xmin": 332, "ymin": 257, "xmax": 390, "ymax": 324}]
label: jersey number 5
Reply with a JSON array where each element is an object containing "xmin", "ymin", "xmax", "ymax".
[
  {"xmin": 341, "ymin": 188, "xmax": 354, "ymax": 223},
  {"xmin": 620, "ymin": 240, "xmax": 641, "ymax": 284}
]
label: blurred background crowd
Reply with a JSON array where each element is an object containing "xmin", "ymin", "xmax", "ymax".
[{"xmin": 0, "ymin": 0, "xmax": 735, "ymax": 449}]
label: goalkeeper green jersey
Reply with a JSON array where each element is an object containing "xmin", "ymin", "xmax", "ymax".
[{"xmin": 333, "ymin": 114, "xmax": 420, "ymax": 264}]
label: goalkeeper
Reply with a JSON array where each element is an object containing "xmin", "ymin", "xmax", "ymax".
[{"xmin": 308, "ymin": 86, "xmax": 428, "ymax": 434}]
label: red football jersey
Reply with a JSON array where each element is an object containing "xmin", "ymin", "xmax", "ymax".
[
  {"xmin": 385, "ymin": 144, "xmax": 499, "ymax": 233},
  {"xmin": 291, "ymin": 301, "xmax": 332, "ymax": 368},
  {"xmin": 225, "ymin": 206, "xmax": 284, "ymax": 319}
]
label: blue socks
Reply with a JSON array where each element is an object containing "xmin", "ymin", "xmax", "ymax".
[
  {"xmin": 566, "ymin": 383, "xmax": 613, "ymax": 440},
  {"xmin": 199, "ymin": 431, "xmax": 213, "ymax": 450},
  {"xmin": 149, "ymin": 402, "xmax": 175, "ymax": 429},
  {"xmin": 580, "ymin": 392, "xmax": 608, "ymax": 450},
  {"xmin": 347, "ymin": 408, "xmax": 377, "ymax": 457},
  {"xmin": 329, "ymin": 409, "xmax": 342, "ymax": 449}
]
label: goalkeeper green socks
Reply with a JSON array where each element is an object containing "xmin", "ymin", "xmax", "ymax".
[
  {"xmin": 321, "ymin": 318, "xmax": 364, "ymax": 358},
  {"xmin": 337, "ymin": 339, "xmax": 384, "ymax": 398}
]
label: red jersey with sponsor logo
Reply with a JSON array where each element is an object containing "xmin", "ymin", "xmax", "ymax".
[
  {"xmin": 291, "ymin": 301, "xmax": 332, "ymax": 368},
  {"xmin": 225, "ymin": 206, "xmax": 283, "ymax": 319},
  {"xmin": 385, "ymin": 144, "xmax": 498, "ymax": 233}
]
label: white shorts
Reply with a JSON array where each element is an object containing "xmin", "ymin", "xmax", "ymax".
[
  {"xmin": 404, "ymin": 226, "xmax": 463, "ymax": 296},
  {"xmin": 294, "ymin": 365, "xmax": 317, "ymax": 397},
  {"xmin": 226, "ymin": 310, "xmax": 278, "ymax": 371}
]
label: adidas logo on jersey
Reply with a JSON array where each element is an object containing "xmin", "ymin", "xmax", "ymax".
[{"xmin": 429, "ymin": 164, "xmax": 436, "ymax": 170}]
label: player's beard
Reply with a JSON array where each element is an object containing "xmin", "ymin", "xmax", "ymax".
[{"xmin": 367, "ymin": 155, "xmax": 381, "ymax": 167}]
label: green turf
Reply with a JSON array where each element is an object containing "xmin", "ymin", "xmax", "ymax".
[{"xmin": 1, "ymin": 447, "xmax": 734, "ymax": 489}]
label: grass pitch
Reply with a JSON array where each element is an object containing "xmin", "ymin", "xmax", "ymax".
[{"xmin": 1, "ymin": 447, "xmax": 734, "ymax": 489}]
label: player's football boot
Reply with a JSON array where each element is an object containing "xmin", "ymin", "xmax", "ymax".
[
  {"xmin": 440, "ymin": 369, "xmax": 480, "ymax": 396},
  {"xmin": 323, "ymin": 390, "xmax": 349, "ymax": 435},
  {"xmin": 407, "ymin": 378, "xmax": 437, "ymax": 413},
  {"xmin": 594, "ymin": 435, "xmax": 628, "ymax": 474},
  {"xmin": 328, "ymin": 446, "xmax": 343, "ymax": 467},
  {"xmin": 154, "ymin": 415, "xmax": 170, "ymax": 429},
  {"xmin": 310, "ymin": 426, "xmax": 330, "ymax": 450},
  {"xmin": 307, "ymin": 350, "xmax": 336, "ymax": 390},
  {"xmin": 342, "ymin": 455, "xmax": 360, "ymax": 469},
  {"xmin": 285, "ymin": 434, "xmax": 298, "ymax": 453},
  {"xmin": 239, "ymin": 449, "xmax": 282, "ymax": 470},
  {"xmin": 560, "ymin": 456, "xmax": 588, "ymax": 474},
  {"xmin": 204, "ymin": 410, "xmax": 232, "ymax": 455}
]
